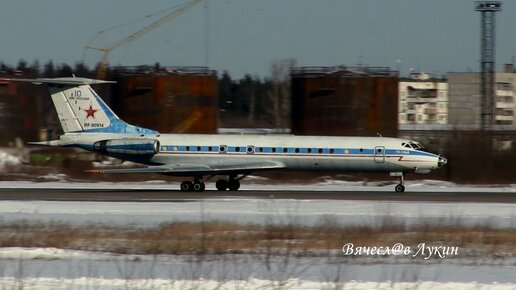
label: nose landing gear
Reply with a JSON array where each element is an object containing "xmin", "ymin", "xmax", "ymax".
[{"xmin": 390, "ymin": 172, "xmax": 405, "ymax": 193}]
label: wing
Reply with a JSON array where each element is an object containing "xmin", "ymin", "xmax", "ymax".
[{"xmin": 88, "ymin": 160, "xmax": 285, "ymax": 176}]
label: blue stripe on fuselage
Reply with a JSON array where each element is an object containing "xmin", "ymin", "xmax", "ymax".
[
  {"xmin": 158, "ymin": 145, "xmax": 437, "ymax": 157},
  {"xmin": 73, "ymin": 142, "xmax": 437, "ymax": 158}
]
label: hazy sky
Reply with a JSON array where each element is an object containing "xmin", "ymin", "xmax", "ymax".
[{"xmin": 1, "ymin": 0, "xmax": 515, "ymax": 78}]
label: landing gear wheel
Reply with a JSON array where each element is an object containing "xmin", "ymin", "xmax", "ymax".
[
  {"xmin": 180, "ymin": 181, "xmax": 193, "ymax": 192},
  {"xmin": 390, "ymin": 172, "xmax": 405, "ymax": 193},
  {"xmin": 228, "ymin": 179, "xmax": 240, "ymax": 191},
  {"xmin": 193, "ymin": 181, "xmax": 205, "ymax": 192},
  {"xmin": 216, "ymin": 179, "xmax": 228, "ymax": 191}
]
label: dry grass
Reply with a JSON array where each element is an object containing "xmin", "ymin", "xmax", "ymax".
[{"xmin": 0, "ymin": 221, "xmax": 515, "ymax": 257}]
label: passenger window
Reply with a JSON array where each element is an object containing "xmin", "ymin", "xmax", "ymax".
[
  {"xmin": 283, "ymin": 148, "xmax": 288, "ymax": 153},
  {"xmin": 329, "ymin": 148, "xmax": 334, "ymax": 154},
  {"xmin": 295, "ymin": 148, "xmax": 300, "ymax": 153},
  {"xmin": 186, "ymin": 146, "xmax": 190, "ymax": 151},
  {"xmin": 272, "ymin": 148, "xmax": 277, "ymax": 153},
  {"xmin": 318, "ymin": 148, "xmax": 323, "ymax": 154},
  {"xmin": 307, "ymin": 148, "xmax": 312, "ymax": 153}
]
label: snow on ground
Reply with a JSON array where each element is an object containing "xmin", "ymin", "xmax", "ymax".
[
  {"xmin": 0, "ymin": 180, "xmax": 514, "ymax": 288},
  {"xmin": 0, "ymin": 247, "xmax": 514, "ymax": 289},
  {"xmin": 0, "ymin": 151, "xmax": 21, "ymax": 170},
  {"xmin": 0, "ymin": 278, "xmax": 514, "ymax": 290}
]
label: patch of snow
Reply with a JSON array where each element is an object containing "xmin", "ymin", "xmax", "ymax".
[
  {"xmin": 141, "ymin": 179, "xmax": 168, "ymax": 184},
  {"xmin": 0, "ymin": 248, "xmax": 514, "ymax": 288},
  {"xmin": 35, "ymin": 173, "xmax": 68, "ymax": 182},
  {"xmin": 0, "ymin": 247, "xmax": 114, "ymax": 261},
  {"xmin": 0, "ymin": 151, "xmax": 21, "ymax": 169},
  {"xmin": 0, "ymin": 277, "xmax": 513, "ymax": 290}
]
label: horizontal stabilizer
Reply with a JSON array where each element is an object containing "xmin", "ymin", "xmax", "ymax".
[
  {"xmin": 28, "ymin": 140, "xmax": 66, "ymax": 146},
  {"xmin": 11, "ymin": 77, "xmax": 116, "ymax": 86}
]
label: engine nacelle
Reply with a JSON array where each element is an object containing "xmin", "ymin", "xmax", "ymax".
[{"xmin": 94, "ymin": 138, "xmax": 160, "ymax": 155}]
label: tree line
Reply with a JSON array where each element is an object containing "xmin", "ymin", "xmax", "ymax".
[{"xmin": 1, "ymin": 60, "xmax": 97, "ymax": 79}]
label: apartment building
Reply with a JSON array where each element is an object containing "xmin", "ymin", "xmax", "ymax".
[{"xmin": 399, "ymin": 72, "xmax": 448, "ymax": 126}]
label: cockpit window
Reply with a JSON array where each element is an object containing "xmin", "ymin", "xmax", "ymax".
[
  {"xmin": 402, "ymin": 142, "xmax": 424, "ymax": 150},
  {"xmin": 410, "ymin": 142, "xmax": 424, "ymax": 150}
]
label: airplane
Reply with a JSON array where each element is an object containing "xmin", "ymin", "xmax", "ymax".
[{"xmin": 13, "ymin": 77, "xmax": 447, "ymax": 193}]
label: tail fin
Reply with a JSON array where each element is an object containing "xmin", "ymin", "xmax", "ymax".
[{"xmin": 15, "ymin": 77, "xmax": 158, "ymax": 135}]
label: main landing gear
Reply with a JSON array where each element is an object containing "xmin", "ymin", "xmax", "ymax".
[
  {"xmin": 390, "ymin": 172, "xmax": 405, "ymax": 193},
  {"xmin": 179, "ymin": 175, "xmax": 244, "ymax": 192},
  {"xmin": 180, "ymin": 177, "xmax": 205, "ymax": 192},
  {"xmin": 215, "ymin": 178, "xmax": 240, "ymax": 191},
  {"xmin": 216, "ymin": 174, "xmax": 243, "ymax": 191}
]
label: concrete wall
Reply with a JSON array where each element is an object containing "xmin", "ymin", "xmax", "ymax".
[
  {"xmin": 447, "ymin": 72, "xmax": 481, "ymax": 126},
  {"xmin": 448, "ymin": 72, "xmax": 516, "ymax": 128}
]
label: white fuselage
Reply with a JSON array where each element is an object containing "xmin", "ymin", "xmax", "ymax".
[
  {"xmin": 18, "ymin": 77, "xmax": 446, "ymax": 192},
  {"xmin": 61, "ymin": 133, "xmax": 441, "ymax": 174}
]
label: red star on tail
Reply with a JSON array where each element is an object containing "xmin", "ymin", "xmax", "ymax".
[{"xmin": 84, "ymin": 105, "xmax": 98, "ymax": 119}]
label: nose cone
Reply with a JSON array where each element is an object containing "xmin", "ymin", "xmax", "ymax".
[{"xmin": 438, "ymin": 156, "xmax": 447, "ymax": 167}]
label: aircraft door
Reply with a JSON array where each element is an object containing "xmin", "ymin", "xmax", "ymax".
[{"xmin": 374, "ymin": 146, "xmax": 385, "ymax": 163}]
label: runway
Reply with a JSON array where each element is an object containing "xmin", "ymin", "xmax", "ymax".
[
  {"xmin": 0, "ymin": 182, "xmax": 514, "ymax": 228},
  {"xmin": 0, "ymin": 188, "xmax": 515, "ymax": 203}
]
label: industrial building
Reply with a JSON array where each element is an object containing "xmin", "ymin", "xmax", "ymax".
[
  {"xmin": 0, "ymin": 79, "xmax": 49, "ymax": 146},
  {"xmin": 399, "ymin": 72, "xmax": 448, "ymax": 126},
  {"xmin": 110, "ymin": 66, "xmax": 219, "ymax": 134},
  {"xmin": 291, "ymin": 66, "xmax": 398, "ymax": 137}
]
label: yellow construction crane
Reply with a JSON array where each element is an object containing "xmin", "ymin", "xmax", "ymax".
[{"xmin": 85, "ymin": 0, "xmax": 203, "ymax": 79}]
